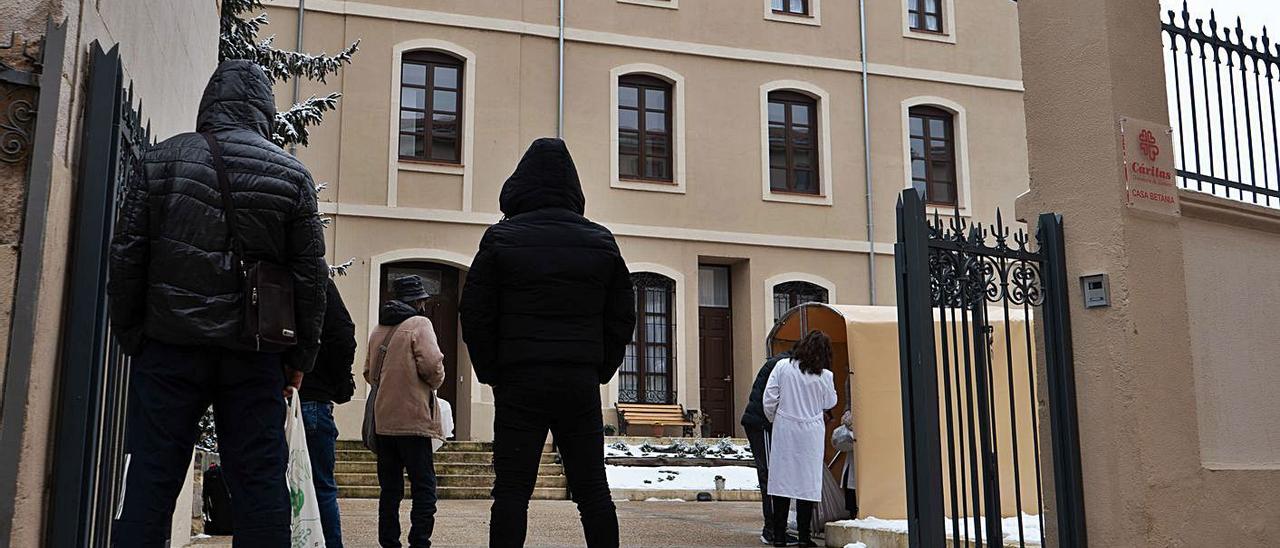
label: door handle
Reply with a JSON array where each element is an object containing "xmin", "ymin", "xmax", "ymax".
[{"xmin": 723, "ymin": 376, "xmax": 732, "ymax": 382}]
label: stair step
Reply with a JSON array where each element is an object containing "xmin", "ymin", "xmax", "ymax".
[
  {"xmin": 334, "ymin": 473, "xmax": 565, "ymax": 489},
  {"xmin": 337, "ymin": 486, "xmax": 568, "ymax": 500},
  {"xmin": 336, "ymin": 461, "xmax": 564, "ymax": 476},
  {"xmin": 431, "ymin": 451, "xmax": 558, "ymax": 465}
]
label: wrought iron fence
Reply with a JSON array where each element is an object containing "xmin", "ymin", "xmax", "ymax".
[
  {"xmin": 1163, "ymin": 1, "xmax": 1280, "ymax": 206},
  {"xmin": 895, "ymin": 189, "xmax": 1086, "ymax": 548},
  {"xmin": 46, "ymin": 42, "xmax": 147, "ymax": 547}
]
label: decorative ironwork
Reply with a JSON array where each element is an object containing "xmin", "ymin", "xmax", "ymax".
[
  {"xmin": 0, "ymin": 30, "xmax": 44, "ymax": 164},
  {"xmin": 0, "ymin": 87, "xmax": 36, "ymax": 164},
  {"xmin": 926, "ymin": 208, "xmax": 1045, "ymax": 309},
  {"xmin": 896, "ymin": 189, "xmax": 1085, "ymax": 548},
  {"xmin": 1163, "ymin": 1, "xmax": 1280, "ymax": 207}
]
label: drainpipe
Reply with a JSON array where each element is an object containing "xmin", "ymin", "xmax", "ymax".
[
  {"xmin": 290, "ymin": 0, "xmax": 306, "ymax": 156},
  {"xmin": 557, "ymin": 0, "xmax": 565, "ymax": 139},
  {"xmin": 859, "ymin": 0, "xmax": 876, "ymax": 305}
]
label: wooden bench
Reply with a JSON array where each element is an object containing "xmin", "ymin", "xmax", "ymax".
[{"xmin": 616, "ymin": 403, "xmax": 695, "ymax": 437}]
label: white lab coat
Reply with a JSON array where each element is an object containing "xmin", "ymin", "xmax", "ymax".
[{"xmin": 763, "ymin": 358, "xmax": 838, "ymax": 502}]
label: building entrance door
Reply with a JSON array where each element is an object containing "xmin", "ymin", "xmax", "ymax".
[
  {"xmin": 698, "ymin": 265, "xmax": 734, "ymax": 438},
  {"xmin": 379, "ymin": 262, "xmax": 460, "ymax": 407}
]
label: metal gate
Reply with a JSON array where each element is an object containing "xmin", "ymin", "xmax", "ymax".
[
  {"xmin": 46, "ymin": 42, "xmax": 149, "ymax": 548},
  {"xmin": 894, "ymin": 189, "xmax": 1086, "ymax": 547}
]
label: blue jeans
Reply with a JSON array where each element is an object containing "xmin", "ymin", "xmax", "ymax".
[{"xmin": 302, "ymin": 401, "xmax": 343, "ymax": 548}]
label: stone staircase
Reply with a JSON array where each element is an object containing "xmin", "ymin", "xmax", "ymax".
[{"xmin": 335, "ymin": 440, "xmax": 568, "ymax": 500}]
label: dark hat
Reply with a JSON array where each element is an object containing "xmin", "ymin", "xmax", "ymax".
[{"xmin": 393, "ymin": 275, "xmax": 430, "ymax": 303}]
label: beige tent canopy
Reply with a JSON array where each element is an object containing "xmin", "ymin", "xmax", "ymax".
[{"xmin": 767, "ymin": 304, "xmax": 1040, "ymax": 520}]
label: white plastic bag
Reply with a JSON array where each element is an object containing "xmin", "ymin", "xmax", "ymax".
[
  {"xmin": 286, "ymin": 392, "xmax": 326, "ymax": 548},
  {"xmin": 433, "ymin": 398, "xmax": 455, "ymax": 452}
]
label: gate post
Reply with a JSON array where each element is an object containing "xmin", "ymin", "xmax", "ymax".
[
  {"xmin": 1037, "ymin": 213, "xmax": 1088, "ymax": 547},
  {"xmin": 894, "ymin": 189, "xmax": 945, "ymax": 547}
]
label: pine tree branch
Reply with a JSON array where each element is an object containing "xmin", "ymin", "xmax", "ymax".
[{"xmin": 272, "ymin": 92, "xmax": 341, "ymax": 147}]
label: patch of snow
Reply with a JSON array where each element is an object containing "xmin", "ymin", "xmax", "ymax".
[
  {"xmin": 643, "ymin": 497, "xmax": 686, "ymax": 502},
  {"xmin": 605, "ymin": 439, "xmax": 753, "ymax": 461},
  {"xmin": 606, "ymin": 465, "xmax": 759, "ymax": 490},
  {"xmin": 843, "ymin": 543, "xmax": 868, "ymax": 548},
  {"xmin": 831, "ymin": 514, "xmax": 1043, "ymax": 546}
]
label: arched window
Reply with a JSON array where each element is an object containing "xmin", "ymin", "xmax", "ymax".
[
  {"xmin": 909, "ymin": 105, "xmax": 958, "ymax": 206},
  {"xmin": 399, "ymin": 50, "xmax": 464, "ymax": 164},
  {"xmin": 773, "ymin": 281, "xmax": 829, "ymax": 322},
  {"xmin": 618, "ymin": 74, "xmax": 674, "ymax": 182},
  {"xmin": 768, "ymin": 90, "xmax": 820, "ymax": 195},
  {"xmin": 621, "ymin": 272, "xmax": 676, "ymax": 404}
]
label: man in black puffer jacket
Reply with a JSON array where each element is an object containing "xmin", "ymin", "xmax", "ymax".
[
  {"xmin": 107, "ymin": 60, "xmax": 327, "ymax": 548},
  {"xmin": 461, "ymin": 138, "xmax": 636, "ymax": 548},
  {"xmin": 741, "ymin": 352, "xmax": 799, "ymax": 546}
]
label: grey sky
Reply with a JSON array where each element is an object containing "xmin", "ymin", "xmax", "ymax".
[{"xmin": 1160, "ymin": 0, "xmax": 1280, "ymax": 36}]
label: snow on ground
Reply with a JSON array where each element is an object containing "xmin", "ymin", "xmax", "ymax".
[
  {"xmin": 831, "ymin": 514, "xmax": 1042, "ymax": 546},
  {"xmin": 606, "ymin": 465, "xmax": 760, "ymax": 491},
  {"xmin": 843, "ymin": 544, "xmax": 868, "ymax": 548},
  {"xmin": 605, "ymin": 439, "xmax": 754, "ymax": 461}
]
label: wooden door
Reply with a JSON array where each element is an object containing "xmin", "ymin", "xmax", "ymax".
[
  {"xmin": 379, "ymin": 262, "xmax": 459, "ymax": 406},
  {"xmin": 698, "ymin": 265, "xmax": 734, "ymax": 438}
]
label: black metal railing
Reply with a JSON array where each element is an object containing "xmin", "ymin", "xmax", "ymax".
[
  {"xmin": 896, "ymin": 189, "xmax": 1086, "ymax": 548},
  {"xmin": 46, "ymin": 42, "xmax": 147, "ymax": 547},
  {"xmin": 1164, "ymin": 1, "xmax": 1280, "ymax": 206}
]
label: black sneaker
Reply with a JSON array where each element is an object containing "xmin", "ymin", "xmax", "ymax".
[{"xmin": 760, "ymin": 532, "xmax": 800, "ymax": 546}]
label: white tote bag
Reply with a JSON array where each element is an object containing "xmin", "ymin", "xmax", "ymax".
[
  {"xmin": 432, "ymin": 398, "xmax": 455, "ymax": 452},
  {"xmin": 286, "ymin": 392, "xmax": 326, "ymax": 548}
]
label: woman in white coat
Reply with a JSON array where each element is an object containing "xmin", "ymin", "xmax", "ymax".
[{"xmin": 764, "ymin": 330, "xmax": 838, "ymax": 548}]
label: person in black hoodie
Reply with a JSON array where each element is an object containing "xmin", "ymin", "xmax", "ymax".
[
  {"xmin": 107, "ymin": 59, "xmax": 326, "ymax": 547},
  {"xmin": 460, "ymin": 138, "xmax": 636, "ymax": 548},
  {"xmin": 300, "ymin": 277, "xmax": 357, "ymax": 548},
  {"xmin": 742, "ymin": 352, "xmax": 799, "ymax": 546}
]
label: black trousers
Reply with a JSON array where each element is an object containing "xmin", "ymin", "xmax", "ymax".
[
  {"xmin": 745, "ymin": 425, "xmax": 777, "ymax": 538},
  {"xmin": 376, "ymin": 435, "xmax": 438, "ymax": 548},
  {"xmin": 490, "ymin": 366, "xmax": 617, "ymax": 548},
  {"xmin": 772, "ymin": 496, "xmax": 815, "ymax": 544},
  {"xmin": 113, "ymin": 341, "xmax": 288, "ymax": 548}
]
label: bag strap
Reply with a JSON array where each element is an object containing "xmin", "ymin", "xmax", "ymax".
[
  {"xmin": 369, "ymin": 325, "xmax": 398, "ymax": 386},
  {"xmin": 200, "ymin": 132, "xmax": 244, "ymax": 260}
]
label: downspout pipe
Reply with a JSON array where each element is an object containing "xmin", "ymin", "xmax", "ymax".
[
  {"xmin": 859, "ymin": 0, "xmax": 876, "ymax": 305},
  {"xmin": 557, "ymin": 0, "xmax": 565, "ymax": 139},
  {"xmin": 290, "ymin": 0, "xmax": 306, "ymax": 156}
]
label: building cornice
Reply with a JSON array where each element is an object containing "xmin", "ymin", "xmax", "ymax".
[
  {"xmin": 317, "ymin": 202, "xmax": 897, "ymax": 254},
  {"xmin": 264, "ymin": 0, "xmax": 1024, "ymax": 92}
]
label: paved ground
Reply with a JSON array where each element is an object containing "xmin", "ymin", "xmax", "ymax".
[{"xmin": 192, "ymin": 498, "xmax": 770, "ymax": 547}]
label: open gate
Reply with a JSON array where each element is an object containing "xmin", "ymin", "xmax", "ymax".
[
  {"xmin": 45, "ymin": 42, "xmax": 149, "ymax": 547},
  {"xmin": 894, "ymin": 189, "xmax": 1087, "ymax": 547}
]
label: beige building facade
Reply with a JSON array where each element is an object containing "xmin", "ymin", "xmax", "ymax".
[{"xmin": 262, "ymin": 0, "xmax": 1029, "ymax": 441}]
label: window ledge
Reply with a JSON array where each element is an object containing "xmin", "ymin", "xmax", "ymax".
[
  {"xmin": 904, "ymin": 29, "xmax": 957, "ymax": 44},
  {"xmin": 925, "ymin": 204, "xmax": 972, "ymax": 218},
  {"xmin": 398, "ymin": 160, "xmax": 465, "ymax": 175},
  {"xmin": 617, "ymin": 0, "xmax": 679, "ymax": 9},
  {"xmin": 765, "ymin": 12, "xmax": 822, "ymax": 26},
  {"xmin": 612, "ymin": 178, "xmax": 686, "ymax": 194},
  {"xmin": 765, "ymin": 191, "xmax": 832, "ymax": 206}
]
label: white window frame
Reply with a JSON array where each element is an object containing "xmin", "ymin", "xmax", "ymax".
[
  {"xmin": 902, "ymin": 0, "xmax": 957, "ymax": 44},
  {"xmin": 763, "ymin": 273, "xmax": 837, "ymax": 336},
  {"xmin": 618, "ymin": 0, "xmax": 679, "ymax": 9},
  {"xmin": 901, "ymin": 96, "xmax": 972, "ymax": 216},
  {"xmin": 763, "ymin": 0, "xmax": 821, "ymax": 26},
  {"xmin": 387, "ymin": 39, "xmax": 477, "ymax": 210},
  {"xmin": 610, "ymin": 64, "xmax": 687, "ymax": 194},
  {"xmin": 760, "ymin": 80, "xmax": 834, "ymax": 206}
]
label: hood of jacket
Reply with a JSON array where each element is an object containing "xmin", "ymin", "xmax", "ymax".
[
  {"xmin": 196, "ymin": 60, "xmax": 276, "ymax": 140},
  {"xmin": 498, "ymin": 138, "xmax": 586, "ymax": 217},
  {"xmin": 379, "ymin": 300, "xmax": 419, "ymax": 326}
]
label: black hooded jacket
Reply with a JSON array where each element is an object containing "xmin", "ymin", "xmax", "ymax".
[
  {"xmin": 107, "ymin": 60, "xmax": 328, "ymax": 371},
  {"xmin": 460, "ymin": 138, "xmax": 636, "ymax": 385},
  {"xmin": 741, "ymin": 352, "xmax": 792, "ymax": 431},
  {"xmin": 301, "ymin": 279, "xmax": 357, "ymax": 403}
]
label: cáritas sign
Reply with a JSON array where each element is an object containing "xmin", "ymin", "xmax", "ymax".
[{"xmin": 1119, "ymin": 117, "xmax": 1180, "ymax": 215}]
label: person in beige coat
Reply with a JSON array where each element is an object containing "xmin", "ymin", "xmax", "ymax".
[{"xmin": 365, "ymin": 275, "xmax": 445, "ymax": 548}]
